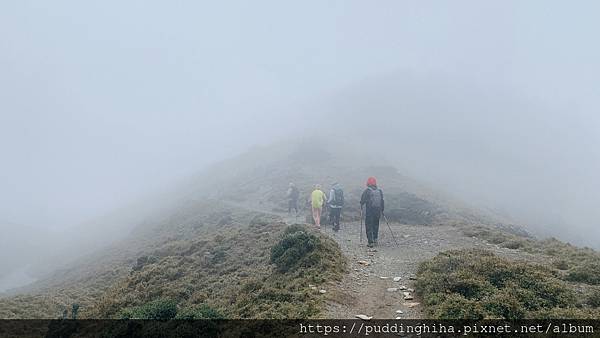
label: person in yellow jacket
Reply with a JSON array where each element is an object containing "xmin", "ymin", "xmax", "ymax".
[{"xmin": 311, "ymin": 184, "xmax": 326, "ymax": 228}]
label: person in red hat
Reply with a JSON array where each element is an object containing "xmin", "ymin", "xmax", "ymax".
[{"xmin": 360, "ymin": 177, "xmax": 384, "ymax": 247}]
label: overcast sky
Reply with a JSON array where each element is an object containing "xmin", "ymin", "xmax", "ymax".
[{"xmin": 1, "ymin": 1, "xmax": 599, "ymax": 247}]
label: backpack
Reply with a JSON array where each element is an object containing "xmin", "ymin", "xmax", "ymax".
[
  {"xmin": 367, "ymin": 187, "xmax": 383, "ymax": 210},
  {"xmin": 332, "ymin": 187, "xmax": 344, "ymax": 207},
  {"xmin": 288, "ymin": 186, "xmax": 299, "ymax": 200}
]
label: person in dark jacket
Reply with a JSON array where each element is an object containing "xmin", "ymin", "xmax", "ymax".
[
  {"xmin": 360, "ymin": 176, "xmax": 384, "ymax": 248},
  {"xmin": 327, "ymin": 182, "xmax": 344, "ymax": 231},
  {"xmin": 287, "ymin": 182, "xmax": 300, "ymax": 214}
]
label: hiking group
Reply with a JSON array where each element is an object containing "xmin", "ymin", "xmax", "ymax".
[{"xmin": 286, "ymin": 176, "xmax": 384, "ymax": 248}]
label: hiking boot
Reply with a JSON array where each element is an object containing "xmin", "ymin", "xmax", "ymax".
[{"xmin": 367, "ymin": 242, "xmax": 374, "ymax": 248}]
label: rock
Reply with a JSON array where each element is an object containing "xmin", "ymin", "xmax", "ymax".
[
  {"xmin": 403, "ymin": 235, "xmax": 410, "ymax": 238},
  {"xmin": 309, "ymin": 284, "xmax": 315, "ymax": 288},
  {"xmin": 310, "ymin": 286, "xmax": 317, "ymax": 290},
  {"xmin": 395, "ymin": 316, "xmax": 402, "ymax": 319},
  {"xmin": 393, "ymin": 277, "xmax": 401, "ymax": 282},
  {"xmin": 403, "ymin": 292, "xmax": 411, "ymax": 297},
  {"xmin": 407, "ymin": 288, "xmax": 415, "ymax": 292},
  {"xmin": 396, "ymin": 310, "xmax": 404, "ymax": 314},
  {"xmin": 380, "ymin": 276, "xmax": 389, "ymax": 280},
  {"xmin": 357, "ymin": 260, "xmax": 370, "ymax": 266},
  {"xmin": 387, "ymin": 288, "xmax": 398, "ymax": 292},
  {"xmin": 409, "ymin": 276, "xmax": 417, "ymax": 280},
  {"xmin": 404, "ymin": 295, "xmax": 414, "ymax": 300},
  {"xmin": 319, "ymin": 289, "xmax": 327, "ymax": 294},
  {"xmin": 355, "ymin": 314, "xmax": 372, "ymax": 320},
  {"xmin": 399, "ymin": 285, "xmax": 407, "ymax": 290},
  {"xmin": 405, "ymin": 302, "xmax": 420, "ymax": 308}
]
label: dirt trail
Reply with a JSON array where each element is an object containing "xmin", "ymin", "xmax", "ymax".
[{"xmin": 226, "ymin": 200, "xmax": 537, "ymax": 319}]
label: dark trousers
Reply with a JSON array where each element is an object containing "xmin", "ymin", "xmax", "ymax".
[
  {"xmin": 288, "ymin": 199, "xmax": 298, "ymax": 213},
  {"xmin": 329, "ymin": 207, "xmax": 341, "ymax": 230},
  {"xmin": 365, "ymin": 209, "xmax": 381, "ymax": 244}
]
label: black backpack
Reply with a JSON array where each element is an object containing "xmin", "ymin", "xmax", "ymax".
[
  {"xmin": 367, "ymin": 187, "xmax": 383, "ymax": 210},
  {"xmin": 332, "ymin": 188, "xmax": 344, "ymax": 206}
]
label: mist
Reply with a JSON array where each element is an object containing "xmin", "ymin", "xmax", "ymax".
[{"xmin": 1, "ymin": 1, "xmax": 599, "ymax": 290}]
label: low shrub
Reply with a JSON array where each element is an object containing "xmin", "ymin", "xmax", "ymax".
[
  {"xmin": 118, "ymin": 299, "xmax": 178, "ymax": 319},
  {"xmin": 587, "ymin": 289, "xmax": 600, "ymax": 308},
  {"xmin": 565, "ymin": 261, "xmax": 600, "ymax": 285},
  {"xmin": 270, "ymin": 227, "xmax": 318, "ymax": 273},
  {"xmin": 416, "ymin": 249, "xmax": 576, "ymax": 319},
  {"xmin": 552, "ymin": 259, "xmax": 570, "ymax": 270},
  {"xmin": 176, "ymin": 304, "xmax": 225, "ymax": 319}
]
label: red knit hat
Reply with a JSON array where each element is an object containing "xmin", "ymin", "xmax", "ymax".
[{"xmin": 366, "ymin": 177, "xmax": 377, "ymax": 187}]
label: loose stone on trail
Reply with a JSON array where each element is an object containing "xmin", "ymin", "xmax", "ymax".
[{"xmin": 355, "ymin": 314, "xmax": 372, "ymax": 320}]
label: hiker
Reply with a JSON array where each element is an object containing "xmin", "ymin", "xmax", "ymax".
[
  {"xmin": 311, "ymin": 184, "xmax": 326, "ymax": 228},
  {"xmin": 286, "ymin": 182, "xmax": 300, "ymax": 214},
  {"xmin": 328, "ymin": 182, "xmax": 344, "ymax": 231},
  {"xmin": 360, "ymin": 177, "xmax": 384, "ymax": 247}
]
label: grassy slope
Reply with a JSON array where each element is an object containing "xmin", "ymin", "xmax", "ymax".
[
  {"xmin": 89, "ymin": 220, "xmax": 345, "ymax": 319},
  {"xmin": 0, "ymin": 200, "xmax": 346, "ymax": 319},
  {"xmin": 416, "ymin": 224, "xmax": 600, "ymax": 319}
]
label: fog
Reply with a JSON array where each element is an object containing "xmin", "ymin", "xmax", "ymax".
[{"xmin": 1, "ymin": 1, "xmax": 599, "ymax": 290}]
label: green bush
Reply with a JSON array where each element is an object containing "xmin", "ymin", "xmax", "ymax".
[
  {"xmin": 503, "ymin": 240, "xmax": 524, "ymax": 250},
  {"xmin": 176, "ymin": 304, "xmax": 225, "ymax": 319},
  {"xmin": 587, "ymin": 289, "xmax": 600, "ymax": 308},
  {"xmin": 416, "ymin": 249, "xmax": 576, "ymax": 319},
  {"xmin": 270, "ymin": 227, "xmax": 317, "ymax": 273},
  {"xmin": 118, "ymin": 299, "xmax": 178, "ymax": 319},
  {"xmin": 483, "ymin": 290, "xmax": 526, "ymax": 319},
  {"xmin": 552, "ymin": 259, "xmax": 570, "ymax": 270},
  {"xmin": 431, "ymin": 294, "xmax": 485, "ymax": 320},
  {"xmin": 566, "ymin": 261, "xmax": 600, "ymax": 285}
]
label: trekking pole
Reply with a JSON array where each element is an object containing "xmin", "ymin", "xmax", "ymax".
[
  {"xmin": 359, "ymin": 206, "xmax": 363, "ymax": 243},
  {"xmin": 382, "ymin": 213, "xmax": 400, "ymax": 247}
]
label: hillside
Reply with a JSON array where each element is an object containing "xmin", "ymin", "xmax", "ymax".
[{"xmin": 0, "ymin": 141, "xmax": 599, "ymax": 319}]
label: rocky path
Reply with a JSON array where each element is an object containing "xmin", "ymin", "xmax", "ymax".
[
  {"xmin": 284, "ymin": 216, "xmax": 542, "ymax": 319},
  {"xmin": 316, "ymin": 221, "xmax": 475, "ymax": 319},
  {"xmin": 228, "ymin": 201, "xmax": 539, "ymax": 319}
]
